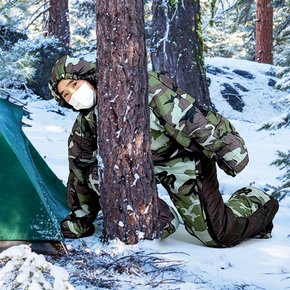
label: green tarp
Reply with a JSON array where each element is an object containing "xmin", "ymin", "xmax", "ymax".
[{"xmin": 0, "ymin": 99, "xmax": 68, "ymax": 241}]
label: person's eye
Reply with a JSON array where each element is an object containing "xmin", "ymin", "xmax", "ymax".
[{"xmin": 72, "ymin": 81, "xmax": 78, "ymax": 88}]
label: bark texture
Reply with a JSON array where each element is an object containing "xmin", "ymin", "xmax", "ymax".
[
  {"xmin": 255, "ymin": 0, "xmax": 273, "ymax": 64},
  {"xmin": 96, "ymin": 0, "xmax": 160, "ymax": 244},
  {"xmin": 151, "ymin": 0, "xmax": 212, "ymax": 110},
  {"xmin": 48, "ymin": 0, "xmax": 70, "ymax": 53}
]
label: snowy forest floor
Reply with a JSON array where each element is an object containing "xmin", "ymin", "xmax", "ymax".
[{"xmin": 0, "ymin": 57, "xmax": 289, "ymax": 290}]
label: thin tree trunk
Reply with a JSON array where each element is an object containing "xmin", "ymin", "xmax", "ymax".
[
  {"xmin": 151, "ymin": 0, "xmax": 212, "ymax": 110},
  {"xmin": 48, "ymin": 0, "xmax": 70, "ymax": 53},
  {"xmin": 96, "ymin": 0, "xmax": 160, "ymax": 244},
  {"xmin": 255, "ymin": 0, "xmax": 273, "ymax": 64}
]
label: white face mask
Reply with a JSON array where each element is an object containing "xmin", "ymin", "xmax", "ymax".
[{"xmin": 69, "ymin": 82, "xmax": 96, "ymax": 110}]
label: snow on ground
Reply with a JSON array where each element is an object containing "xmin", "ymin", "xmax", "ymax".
[{"xmin": 0, "ymin": 57, "xmax": 289, "ymax": 289}]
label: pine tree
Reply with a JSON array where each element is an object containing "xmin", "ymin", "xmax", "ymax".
[
  {"xmin": 150, "ymin": 0, "xmax": 212, "ymax": 110},
  {"xmin": 255, "ymin": 0, "xmax": 273, "ymax": 64},
  {"xmin": 270, "ymin": 150, "xmax": 290, "ymax": 201},
  {"xmin": 47, "ymin": 0, "xmax": 70, "ymax": 53},
  {"xmin": 96, "ymin": 0, "xmax": 160, "ymax": 244}
]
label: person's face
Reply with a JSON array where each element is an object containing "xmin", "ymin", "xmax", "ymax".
[{"xmin": 57, "ymin": 79, "xmax": 95, "ymax": 104}]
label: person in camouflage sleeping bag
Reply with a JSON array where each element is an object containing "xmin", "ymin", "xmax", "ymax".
[{"xmin": 49, "ymin": 55, "xmax": 279, "ymax": 247}]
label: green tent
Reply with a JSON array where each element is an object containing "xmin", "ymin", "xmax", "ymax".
[{"xmin": 0, "ymin": 99, "xmax": 68, "ymax": 243}]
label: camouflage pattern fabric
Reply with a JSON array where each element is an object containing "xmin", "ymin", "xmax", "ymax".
[
  {"xmin": 66, "ymin": 109, "xmax": 100, "ymax": 214},
  {"xmin": 148, "ymin": 71, "xmax": 278, "ymax": 246},
  {"xmin": 149, "ymin": 71, "xmax": 279, "ymax": 246},
  {"xmin": 49, "ymin": 56, "xmax": 279, "ymax": 245},
  {"xmin": 148, "ymin": 71, "xmax": 249, "ymax": 177},
  {"xmin": 49, "ymin": 55, "xmax": 97, "ymax": 109}
]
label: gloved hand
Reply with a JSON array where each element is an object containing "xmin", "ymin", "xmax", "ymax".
[{"xmin": 60, "ymin": 209, "xmax": 96, "ymax": 239}]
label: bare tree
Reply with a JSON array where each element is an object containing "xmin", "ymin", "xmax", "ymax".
[
  {"xmin": 150, "ymin": 0, "xmax": 212, "ymax": 110},
  {"xmin": 96, "ymin": 0, "xmax": 160, "ymax": 244},
  {"xmin": 255, "ymin": 0, "xmax": 273, "ymax": 64},
  {"xmin": 48, "ymin": 0, "xmax": 70, "ymax": 53}
]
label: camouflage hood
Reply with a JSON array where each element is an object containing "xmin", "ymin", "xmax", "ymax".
[{"xmin": 48, "ymin": 55, "xmax": 97, "ymax": 108}]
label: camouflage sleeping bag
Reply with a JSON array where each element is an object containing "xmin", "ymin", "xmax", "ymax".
[
  {"xmin": 49, "ymin": 56, "xmax": 279, "ymax": 246},
  {"xmin": 148, "ymin": 71, "xmax": 278, "ymax": 247}
]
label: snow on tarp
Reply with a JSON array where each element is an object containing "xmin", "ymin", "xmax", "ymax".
[{"xmin": 0, "ymin": 99, "xmax": 68, "ymax": 241}]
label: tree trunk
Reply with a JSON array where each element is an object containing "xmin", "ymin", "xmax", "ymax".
[
  {"xmin": 255, "ymin": 0, "xmax": 273, "ymax": 64},
  {"xmin": 150, "ymin": 0, "xmax": 212, "ymax": 110},
  {"xmin": 96, "ymin": 0, "xmax": 160, "ymax": 244},
  {"xmin": 48, "ymin": 0, "xmax": 70, "ymax": 53}
]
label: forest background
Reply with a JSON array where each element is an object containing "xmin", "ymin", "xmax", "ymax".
[
  {"xmin": 0, "ymin": 1, "xmax": 289, "ymax": 288},
  {"xmin": 0, "ymin": 0, "xmax": 289, "ymax": 235},
  {"xmin": 1, "ymin": 0, "xmax": 289, "ymax": 97}
]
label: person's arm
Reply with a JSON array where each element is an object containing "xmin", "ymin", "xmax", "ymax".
[
  {"xmin": 148, "ymin": 71, "xmax": 249, "ymax": 177},
  {"xmin": 66, "ymin": 110, "xmax": 101, "ymax": 215}
]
